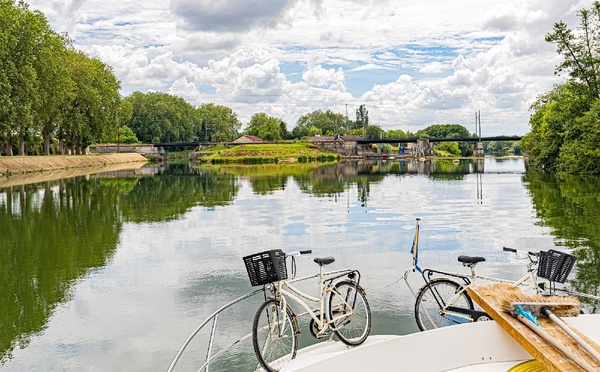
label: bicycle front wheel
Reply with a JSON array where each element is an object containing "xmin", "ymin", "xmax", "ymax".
[
  {"xmin": 328, "ymin": 281, "xmax": 371, "ymax": 346},
  {"xmin": 252, "ymin": 299, "xmax": 298, "ymax": 372},
  {"xmin": 414, "ymin": 279, "xmax": 474, "ymax": 331}
]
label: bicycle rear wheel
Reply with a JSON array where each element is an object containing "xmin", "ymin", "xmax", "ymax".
[
  {"xmin": 328, "ymin": 281, "xmax": 371, "ymax": 346},
  {"xmin": 414, "ymin": 279, "xmax": 474, "ymax": 331},
  {"xmin": 252, "ymin": 299, "xmax": 298, "ymax": 372}
]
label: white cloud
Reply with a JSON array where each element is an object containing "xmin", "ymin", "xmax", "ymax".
[{"xmin": 27, "ymin": 0, "xmax": 598, "ymax": 136}]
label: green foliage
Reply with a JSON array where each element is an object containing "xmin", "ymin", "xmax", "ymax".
[
  {"xmin": 353, "ymin": 104, "xmax": 369, "ymax": 130},
  {"xmin": 416, "ymin": 124, "xmax": 473, "ymax": 156},
  {"xmin": 378, "ymin": 143, "xmax": 392, "ymax": 154},
  {"xmin": 485, "ymin": 141, "xmax": 513, "ymax": 155},
  {"xmin": 557, "ymin": 98, "xmax": 600, "ymax": 173},
  {"xmin": 246, "ymin": 112, "xmax": 284, "ymax": 141},
  {"xmin": 101, "ymin": 126, "xmax": 139, "ymax": 144},
  {"xmin": 364, "ymin": 125, "xmax": 384, "ymax": 139},
  {"xmin": 434, "ymin": 142, "xmax": 460, "ymax": 156},
  {"xmin": 523, "ymin": 82, "xmax": 594, "ymax": 172},
  {"xmin": 525, "ymin": 2, "xmax": 600, "ymax": 174},
  {"xmin": 197, "ymin": 103, "xmax": 241, "ymax": 142},
  {"xmin": 199, "ymin": 143, "xmax": 338, "ymax": 164},
  {"xmin": 545, "ymin": 1, "xmax": 600, "ymax": 99},
  {"xmin": 0, "ymin": 1, "xmax": 121, "ymax": 155},
  {"xmin": 386, "ymin": 129, "xmax": 407, "ymax": 139},
  {"xmin": 292, "ymin": 109, "xmax": 345, "ymax": 139},
  {"xmin": 125, "ymin": 91, "xmax": 197, "ymax": 143}
]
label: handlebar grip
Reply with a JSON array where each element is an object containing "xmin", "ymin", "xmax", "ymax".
[
  {"xmin": 299, "ymin": 250, "xmax": 312, "ymax": 255},
  {"xmin": 503, "ymin": 247, "xmax": 517, "ymax": 253}
]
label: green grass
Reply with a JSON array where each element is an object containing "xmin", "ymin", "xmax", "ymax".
[{"xmin": 197, "ymin": 143, "xmax": 340, "ymax": 164}]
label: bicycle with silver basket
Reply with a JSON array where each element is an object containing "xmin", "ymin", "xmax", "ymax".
[
  {"xmin": 403, "ymin": 218, "xmax": 591, "ymax": 331},
  {"xmin": 243, "ymin": 249, "xmax": 371, "ymax": 372}
]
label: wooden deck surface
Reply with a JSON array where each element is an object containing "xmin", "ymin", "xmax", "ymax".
[{"xmin": 467, "ymin": 283, "xmax": 600, "ymax": 372}]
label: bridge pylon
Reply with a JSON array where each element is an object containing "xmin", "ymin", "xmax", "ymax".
[{"xmin": 473, "ymin": 141, "xmax": 484, "ymax": 158}]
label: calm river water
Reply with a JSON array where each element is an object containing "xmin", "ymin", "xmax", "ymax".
[{"xmin": 1, "ymin": 158, "xmax": 599, "ymax": 371}]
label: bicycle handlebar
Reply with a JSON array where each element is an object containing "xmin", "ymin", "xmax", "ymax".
[
  {"xmin": 287, "ymin": 250, "xmax": 312, "ymax": 257},
  {"xmin": 503, "ymin": 247, "xmax": 539, "ymax": 257}
]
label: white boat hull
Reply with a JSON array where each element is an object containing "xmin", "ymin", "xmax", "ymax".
[{"xmin": 284, "ymin": 314, "xmax": 600, "ymax": 371}]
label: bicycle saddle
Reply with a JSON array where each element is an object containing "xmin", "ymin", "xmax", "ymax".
[
  {"xmin": 457, "ymin": 255, "xmax": 486, "ymax": 265},
  {"xmin": 314, "ymin": 257, "xmax": 335, "ymax": 266}
]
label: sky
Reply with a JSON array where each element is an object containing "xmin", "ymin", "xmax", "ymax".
[{"xmin": 28, "ymin": 0, "xmax": 593, "ymax": 136}]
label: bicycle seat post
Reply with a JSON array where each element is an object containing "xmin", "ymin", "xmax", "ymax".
[{"xmin": 469, "ymin": 264, "xmax": 477, "ymax": 281}]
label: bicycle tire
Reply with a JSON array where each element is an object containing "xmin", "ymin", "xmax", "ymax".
[
  {"xmin": 414, "ymin": 279, "xmax": 474, "ymax": 331},
  {"xmin": 252, "ymin": 299, "xmax": 298, "ymax": 372},
  {"xmin": 328, "ymin": 281, "xmax": 371, "ymax": 346}
]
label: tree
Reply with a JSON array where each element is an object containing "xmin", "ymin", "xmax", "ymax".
[
  {"xmin": 61, "ymin": 50, "xmax": 121, "ymax": 154},
  {"xmin": 197, "ymin": 103, "xmax": 240, "ymax": 142},
  {"xmin": 35, "ymin": 32, "xmax": 74, "ymax": 155},
  {"xmin": 125, "ymin": 91, "xmax": 199, "ymax": 143},
  {"xmin": 354, "ymin": 104, "xmax": 369, "ymax": 131},
  {"xmin": 386, "ymin": 129, "xmax": 407, "ymax": 139},
  {"xmin": 279, "ymin": 120, "xmax": 289, "ymax": 140},
  {"xmin": 1, "ymin": 1, "xmax": 48, "ymax": 155},
  {"xmin": 556, "ymin": 98, "xmax": 600, "ymax": 173},
  {"xmin": 523, "ymin": 82, "xmax": 592, "ymax": 171},
  {"xmin": 292, "ymin": 109, "xmax": 345, "ymax": 139},
  {"xmin": 364, "ymin": 125, "xmax": 384, "ymax": 139},
  {"xmin": 416, "ymin": 124, "xmax": 474, "ymax": 156},
  {"xmin": 246, "ymin": 113, "xmax": 283, "ymax": 141},
  {"xmin": 545, "ymin": 1, "xmax": 600, "ymax": 99}
]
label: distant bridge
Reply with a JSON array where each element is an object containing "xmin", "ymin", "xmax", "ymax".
[{"xmin": 356, "ymin": 136, "xmax": 522, "ymax": 144}]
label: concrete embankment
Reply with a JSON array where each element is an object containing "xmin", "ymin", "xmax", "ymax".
[{"xmin": 0, "ymin": 154, "xmax": 148, "ymax": 187}]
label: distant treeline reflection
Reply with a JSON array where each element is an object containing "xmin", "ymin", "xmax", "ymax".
[
  {"xmin": 2, "ymin": 159, "xmax": 600, "ymax": 363},
  {"xmin": 524, "ymin": 172, "xmax": 600, "ymax": 310}
]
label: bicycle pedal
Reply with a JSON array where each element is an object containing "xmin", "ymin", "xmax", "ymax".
[{"xmin": 316, "ymin": 331, "xmax": 328, "ymax": 338}]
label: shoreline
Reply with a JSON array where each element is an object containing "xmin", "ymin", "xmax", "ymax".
[{"xmin": 0, "ymin": 154, "xmax": 148, "ymax": 187}]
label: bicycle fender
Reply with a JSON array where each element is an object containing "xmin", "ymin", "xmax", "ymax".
[{"xmin": 417, "ymin": 278, "xmax": 464, "ymax": 292}]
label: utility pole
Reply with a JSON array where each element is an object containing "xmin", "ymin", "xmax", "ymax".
[
  {"xmin": 474, "ymin": 111, "xmax": 484, "ymax": 158},
  {"xmin": 345, "ymin": 104, "xmax": 349, "ymax": 132},
  {"xmin": 478, "ymin": 110, "xmax": 482, "ymax": 140}
]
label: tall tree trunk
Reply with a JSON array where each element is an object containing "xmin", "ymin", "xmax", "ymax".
[
  {"xmin": 6, "ymin": 131, "xmax": 13, "ymax": 156},
  {"xmin": 43, "ymin": 124, "xmax": 51, "ymax": 155},
  {"xmin": 18, "ymin": 132, "xmax": 25, "ymax": 155}
]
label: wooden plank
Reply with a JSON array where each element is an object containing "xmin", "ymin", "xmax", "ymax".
[{"xmin": 467, "ymin": 283, "xmax": 600, "ymax": 372}]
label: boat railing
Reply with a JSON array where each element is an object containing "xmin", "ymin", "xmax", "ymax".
[{"xmin": 167, "ymin": 268, "xmax": 353, "ymax": 372}]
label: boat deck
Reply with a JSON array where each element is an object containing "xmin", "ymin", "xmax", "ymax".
[{"xmin": 283, "ymin": 315, "xmax": 600, "ymax": 371}]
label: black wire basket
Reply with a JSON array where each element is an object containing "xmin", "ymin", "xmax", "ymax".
[
  {"xmin": 537, "ymin": 249, "xmax": 576, "ymax": 283},
  {"xmin": 243, "ymin": 249, "xmax": 287, "ymax": 286}
]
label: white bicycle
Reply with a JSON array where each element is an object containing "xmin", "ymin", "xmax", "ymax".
[{"xmin": 243, "ymin": 249, "xmax": 371, "ymax": 372}]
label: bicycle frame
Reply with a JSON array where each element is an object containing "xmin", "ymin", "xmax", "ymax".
[
  {"xmin": 420, "ymin": 267, "xmax": 541, "ymax": 324},
  {"xmin": 267, "ymin": 267, "xmax": 360, "ymax": 336}
]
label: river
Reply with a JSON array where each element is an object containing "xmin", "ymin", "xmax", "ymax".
[{"xmin": 1, "ymin": 158, "xmax": 599, "ymax": 371}]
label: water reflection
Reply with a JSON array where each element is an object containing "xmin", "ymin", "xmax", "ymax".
[
  {"xmin": 524, "ymin": 172, "xmax": 600, "ymax": 310},
  {"xmin": 0, "ymin": 178, "xmax": 121, "ymax": 363},
  {"xmin": 1, "ymin": 157, "xmax": 599, "ymax": 370}
]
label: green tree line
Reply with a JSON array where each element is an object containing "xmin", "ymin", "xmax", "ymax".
[
  {"xmin": 523, "ymin": 1, "xmax": 600, "ymax": 174},
  {"xmin": 0, "ymin": 0, "xmax": 122, "ymax": 155}
]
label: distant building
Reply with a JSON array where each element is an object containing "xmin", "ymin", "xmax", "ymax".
[
  {"xmin": 231, "ymin": 135, "xmax": 263, "ymax": 145},
  {"xmin": 231, "ymin": 135, "xmax": 263, "ymax": 144}
]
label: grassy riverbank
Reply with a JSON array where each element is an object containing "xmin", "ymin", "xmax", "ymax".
[
  {"xmin": 0, "ymin": 153, "xmax": 148, "ymax": 176},
  {"xmin": 195, "ymin": 143, "xmax": 340, "ymax": 163}
]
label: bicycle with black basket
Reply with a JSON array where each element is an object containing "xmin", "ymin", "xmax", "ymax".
[
  {"xmin": 243, "ymin": 249, "xmax": 371, "ymax": 372},
  {"xmin": 403, "ymin": 218, "xmax": 586, "ymax": 331}
]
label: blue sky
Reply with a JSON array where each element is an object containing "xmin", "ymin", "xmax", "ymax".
[{"xmin": 28, "ymin": 0, "xmax": 592, "ymax": 136}]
